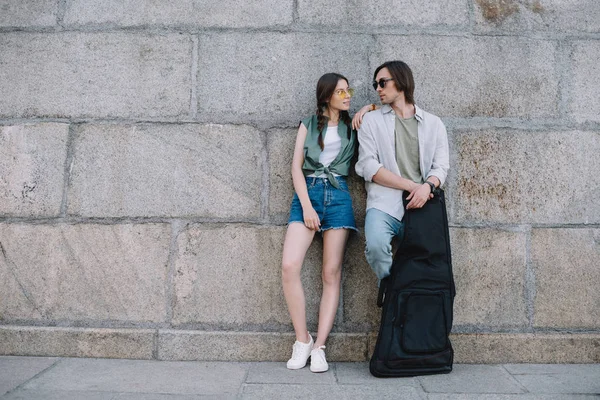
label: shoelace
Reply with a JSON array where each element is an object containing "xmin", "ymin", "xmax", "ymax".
[{"xmin": 291, "ymin": 342, "xmax": 308, "ymax": 360}]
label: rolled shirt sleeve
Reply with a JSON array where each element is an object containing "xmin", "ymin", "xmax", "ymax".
[
  {"xmin": 426, "ymin": 118, "xmax": 449, "ymax": 186},
  {"xmin": 355, "ymin": 116, "xmax": 383, "ymax": 182}
]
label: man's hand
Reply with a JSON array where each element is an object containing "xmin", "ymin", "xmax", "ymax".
[
  {"xmin": 352, "ymin": 104, "xmax": 373, "ymax": 130},
  {"xmin": 406, "ymin": 183, "xmax": 433, "ymax": 209},
  {"xmin": 303, "ymin": 206, "xmax": 321, "ymax": 231}
]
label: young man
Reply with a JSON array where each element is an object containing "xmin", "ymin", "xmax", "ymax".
[{"xmin": 355, "ymin": 60, "xmax": 449, "ymax": 282}]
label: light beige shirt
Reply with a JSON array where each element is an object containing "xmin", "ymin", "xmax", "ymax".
[{"xmin": 355, "ymin": 104, "xmax": 449, "ymax": 221}]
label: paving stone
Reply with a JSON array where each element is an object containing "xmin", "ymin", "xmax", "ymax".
[
  {"xmin": 0, "ymin": 123, "xmax": 69, "ymax": 217},
  {"xmin": 21, "ymin": 358, "xmax": 247, "ymax": 396},
  {"xmin": 245, "ymin": 361, "xmax": 336, "ymax": 384},
  {"xmin": 241, "ymin": 383, "xmax": 423, "ymax": 399},
  {"xmin": 0, "ymin": 1, "xmax": 57, "ymax": 27},
  {"xmin": 372, "ymin": 35, "xmax": 558, "ymax": 119},
  {"xmin": 448, "ymin": 129, "xmax": 600, "ymax": 224},
  {"xmin": 299, "ymin": 0, "xmax": 469, "ymax": 28},
  {"xmin": 172, "ymin": 225, "xmax": 323, "ymax": 327},
  {"xmin": 428, "ymin": 394, "xmax": 599, "ymax": 400},
  {"xmin": 0, "ymin": 223, "xmax": 170, "ymax": 322},
  {"xmin": 451, "ymin": 333, "xmax": 600, "ymax": 364},
  {"xmin": 531, "ymin": 229, "xmax": 600, "ymax": 328},
  {"xmin": 0, "ymin": 326, "xmax": 155, "ymax": 359},
  {"xmin": 2, "ymin": 391, "xmax": 115, "ymax": 400},
  {"xmin": 450, "ymin": 228, "xmax": 527, "ymax": 328},
  {"xmin": 473, "ymin": 0, "xmax": 600, "ymax": 33},
  {"xmin": 335, "ymin": 362, "xmax": 420, "ymax": 386},
  {"xmin": 571, "ymin": 41, "xmax": 600, "ymax": 123},
  {"xmin": 0, "ymin": 356, "xmax": 57, "ymax": 396},
  {"xmin": 512, "ymin": 373, "xmax": 600, "ymax": 394},
  {"xmin": 197, "ymin": 32, "xmax": 372, "ymax": 127},
  {"xmin": 64, "ymin": 0, "xmax": 293, "ymax": 28},
  {"xmin": 418, "ymin": 364, "xmax": 524, "ymax": 394},
  {"xmin": 68, "ymin": 124, "xmax": 262, "ymax": 218},
  {"xmin": 0, "ymin": 32, "xmax": 191, "ymax": 119}
]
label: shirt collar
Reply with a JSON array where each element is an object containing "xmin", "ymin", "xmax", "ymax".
[{"xmin": 381, "ymin": 104, "xmax": 423, "ymax": 122}]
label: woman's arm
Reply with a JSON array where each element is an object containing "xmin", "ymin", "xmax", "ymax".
[{"xmin": 291, "ymin": 123, "xmax": 320, "ymax": 230}]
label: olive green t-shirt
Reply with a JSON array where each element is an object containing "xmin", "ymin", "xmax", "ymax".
[{"xmin": 394, "ymin": 115, "xmax": 423, "ymax": 184}]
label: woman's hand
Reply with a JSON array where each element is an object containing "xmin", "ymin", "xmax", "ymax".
[
  {"xmin": 406, "ymin": 183, "xmax": 433, "ymax": 210},
  {"xmin": 303, "ymin": 206, "xmax": 321, "ymax": 231},
  {"xmin": 352, "ymin": 104, "xmax": 373, "ymax": 130}
]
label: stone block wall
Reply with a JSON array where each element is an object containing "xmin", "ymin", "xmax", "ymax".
[{"xmin": 1, "ymin": 0, "xmax": 598, "ymax": 362}]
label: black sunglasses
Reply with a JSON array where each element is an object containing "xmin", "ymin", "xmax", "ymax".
[{"xmin": 372, "ymin": 78, "xmax": 394, "ymax": 90}]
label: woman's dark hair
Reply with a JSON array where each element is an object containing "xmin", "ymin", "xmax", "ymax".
[
  {"xmin": 316, "ymin": 73, "xmax": 352, "ymax": 150},
  {"xmin": 373, "ymin": 61, "xmax": 415, "ymax": 105}
]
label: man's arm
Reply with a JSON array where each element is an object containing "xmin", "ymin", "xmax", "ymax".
[{"xmin": 356, "ymin": 115, "xmax": 419, "ymax": 192}]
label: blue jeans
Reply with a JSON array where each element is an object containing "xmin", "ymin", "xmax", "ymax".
[{"xmin": 364, "ymin": 208, "xmax": 405, "ymax": 281}]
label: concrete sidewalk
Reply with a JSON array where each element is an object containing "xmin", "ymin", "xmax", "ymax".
[{"xmin": 0, "ymin": 356, "xmax": 598, "ymax": 399}]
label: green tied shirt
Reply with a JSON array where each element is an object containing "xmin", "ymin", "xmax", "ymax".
[{"xmin": 300, "ymin": 115, "xmax": 357, "ymax": 189}]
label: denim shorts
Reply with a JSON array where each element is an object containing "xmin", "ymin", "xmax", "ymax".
[{"xmin": 288, "ymin": 176, "xmax": 358, "ymax": 232}]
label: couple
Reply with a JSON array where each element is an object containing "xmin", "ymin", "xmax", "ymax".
[{"xmin": 281, "ymin": 61, "xmax": 450, "ymax": 372}]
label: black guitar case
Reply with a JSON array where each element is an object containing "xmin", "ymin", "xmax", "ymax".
[{"xmin": 369, "ymin": 189, "xmax": 455, "ymax": 377}]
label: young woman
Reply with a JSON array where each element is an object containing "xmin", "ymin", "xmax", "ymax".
[{"xmin": 281, "ymin": 73, "xmax": 358, "ymax": 373}]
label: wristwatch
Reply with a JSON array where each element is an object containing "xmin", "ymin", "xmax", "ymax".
[{"xmin": 426, "ymin": 181, "xmax": 435, "ymax": 193}]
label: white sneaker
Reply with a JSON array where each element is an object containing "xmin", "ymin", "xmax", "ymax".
[
  {"xmin": 309, "ymin": 345, "xmax": 328, "ymax": 373},
  {"xmin": 286, "ymin": 333, "xmax": 313, "ymax": 370}
]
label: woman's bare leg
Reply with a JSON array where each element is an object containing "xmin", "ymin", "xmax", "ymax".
[
  {"xmin": 314, "ymin": 228, "xmax": 349, "ymax": 347},
  {"xmin": 281, "ymin": 223, "xmax": 316, "ymax": 342}
]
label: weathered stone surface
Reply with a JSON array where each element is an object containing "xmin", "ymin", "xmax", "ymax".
[
  {"xmin": 64, "ymin": 0, "xmax": 293, "ymax": 28},
  {"xmin": 447, "ymin": 129, "xmax": 600, "ymax": 224},
  {"xmin": 0, "ymin": 124, "xmax": 69, "ymax": 217},
  {"xmin": 572, "ymin": 41, "xmax": 600, "ymax": 123},
  {"xmin": 242, "ymin": 384, "xmax": 422, "ymax": 399},
  {"xmin": 372, "ymin": 36, "xmax": 558, "ymax": 118},
  {"xmin": 299, "ymin": 0, "xmax": 469, "ymax": 28},
  {"xmin": 0, "ymin": 223, "xmax": 170, "ymax": 322},
  {"xmin": 0, "ymin": 1, "xmax": 57, "ymax": 27},
  {"xmin": 474, "ymin": 0, "xmax": 600, "ymax": 33},
  {"xmin": 172, "ymin": 225, "xmax": 325, "ymax": 327},
  {"xmin": 0, "ymin": 326, "xmax": 155, "ymax": 359},
  {"xmin": 531, "ymin": 229, "xmax": 600, "ymax": 329},
  {"xmin": 68, "ymin": 124, "xmax": 262, "ymax": 218},
  {"xmin": 197, "ymin": 32, "xmax": 372, "ymax": 127},
  {"xmin": 451, "ymin": 228, "xmax": 528, "ymax": 328},
  {"xmin": 451, "ymin": 333, "xmax": 600, "ymax": 363},
  {"xmin": 159, "ymin": 330, "xmax": 366, "ymax": 361},
  {"xmin": 508, "ymin": 364, "xmax": 600, "ymax": 394},
  {"xmin": 0, "ymin": 33, "xmax": 191, "ymax": 119},
  {"xmin": 341, "ymin": 234, "xmax": 379, "ymax": 331}
]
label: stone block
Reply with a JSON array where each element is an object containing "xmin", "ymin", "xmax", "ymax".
[
  {"xmin": 299, "ymin": 0, "xmax": 469, "ymax": 28},
  {"xmin": 197, "ymin": 32, "xmax": 372, "ymax": 127},
  {"xmin": 571, "ymin": 41, "xmax": 600, "ymax": 123},
  {"xmin": 172, "ymin": 224, "xmax": 325, "ymax": 327},
  {"xmin": 242, "ymin": 384, "xmax": 423, "ymax": 399},
  {"xmin": 451, "ymin": 228, "xmax": 528, "ymax": 328},
  {"xmin": 0, "ymin": 223, "xmax": 170, "ymax": 322},
  {"xmin": 447, "ymin": 129, "xmax": 600, "ymax": 224},
  {"xmin": 531, "ymin": 229, "xmax": 600, "ymax": 329},
  {"xmin": 0, "ymin": 326, "xmax": 155, "ymax": 359},
  {"xmin": 473, "ymin": 0, "xmax": 600, "ymax": 33},
  {"xmin": 341, "ymin": 234, "xmax": 380, "ymax": 331},
  {"xmin": 372, "ymin": 36, "xmax": 558, "ymax": 118},
  {"xmin": 245, "ymin": 361, "xmax": 337, "ymax": 383},
  {"xmin": 0, "ymin": 124, "xmax": 69, "ymax": 217},
  {"xmin": 64, "ymin": 0, "xmax": 293, "ymax": 28},
  {"xmin": 0, "ymin": 33, "xmax": 191, "ymax": 119},
  {"xmin": 68, "ymin": 124, "xmax": 262, "ymax": 218},
  {"xmin": 158, "ymin": 330, "xmax": 366, "ymax": 362},
  {"xmin": 0, "ymin": 1, "xmax": 57, "ymax": 27},
  {"xmin": 451, "ymin": 333, "xmax": 600, "ymax": 363}
]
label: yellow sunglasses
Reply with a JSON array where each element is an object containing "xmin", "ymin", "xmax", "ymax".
[{"xmin": 334, "ymin": 88, "xmax": 355, "ymax": 99}]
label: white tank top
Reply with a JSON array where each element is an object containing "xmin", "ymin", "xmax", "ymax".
[{"xmin": 308, "ymin": 125, "xmax": 342, "ymax": 177}]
